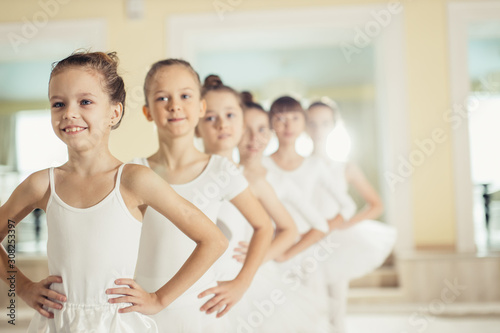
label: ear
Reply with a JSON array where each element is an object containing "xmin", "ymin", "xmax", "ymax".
[
  {"xmin": 110, "ymin": 103, "xmax": 123, "ymax": 127},
  {"xmin": 142, "ymin": 105, "xmax": 153, "ymax": 122},
  {"xmin": 199, "ymin": 99, "xmax": 207, "ymax": 118}
]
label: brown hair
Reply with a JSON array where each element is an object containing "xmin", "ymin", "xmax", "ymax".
[
  {"xmin": 50, "ymin": 51, "xmax": 126, "ymax": 130},
  {"xmin": 269, "ymin": 96, "xmax": 305, "ymax": 121},
  {"xmin": 308, "ymin": 100, "xmax": 341, "ymax": 124},
  {"xmin": 201, "ymin": 78, "xmax": 244, "ymax": 110},
  {"xmin": 143, "ymin": 58, "xmax": 201, "ymax": 105}
]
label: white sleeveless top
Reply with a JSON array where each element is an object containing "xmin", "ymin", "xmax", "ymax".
[
  {"xmin": 262, "ymin": 155, "xmax": 356, "ymax": 221},
  {"xmin": 28, "ymin": 164, "xmax": 158, "ymax": 333},
  {"xmin": 131, "ymin": 155, "xmax": 248, "ymax": 306}
]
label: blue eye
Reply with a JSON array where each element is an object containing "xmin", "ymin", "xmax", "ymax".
[
  {"xmin": 81, "ymin": 99, "xmax": 92, "ymax": 105},
  {"xmin": 52, "ymin": 102, "xmax": 64, "ymax": 108},
  {"xmin": 205, "ymin": 116, "xmax": 216, "ymax": 122},
  {"xmin": 181, "ymin": 94, "xmax": 191, "ymax": 99},
  {"xmin": 157, "ymin": 97, "xmax": 168, "ymax": 102},
  {"xmin": 227, "ymin": 113, "xmax": 236, "ymax": 119}
]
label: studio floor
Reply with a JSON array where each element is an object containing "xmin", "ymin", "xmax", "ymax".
[{"xmin": 2, "ymin": 305, "xmax": 500, "ymax": 332}]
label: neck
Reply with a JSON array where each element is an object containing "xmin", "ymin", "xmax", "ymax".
[
  {"xmin": 154, "ymin": 133, "xmax": 200, "ymax": 170},
  {"xmin": 239, "ymin": 153, "xmax": 262, "ymax": 170},
  {"xmin": 206, "ymin": 147, "xmax": 234, "ymax": 162},
  {"xmin": 66, "ymin": 144, "xmax": 117, "ymax": 175},
  {"xmin": 274, "ymin": 141, "xmax": 299, "ymax": 159},
  {"xmin": 311, "ymin": 140, "xmax": 328, "ymax": 159}
]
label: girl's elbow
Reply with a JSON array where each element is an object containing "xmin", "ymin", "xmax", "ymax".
[{"xmin": 217, "ymin": 233, "xmax": 229, "ymax": 254}]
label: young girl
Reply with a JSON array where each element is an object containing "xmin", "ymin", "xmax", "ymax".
[
  {"xmin": 306, "ymin": 100, "xmax": 397, "ymax": 332},
  {"xmin": 197, "ymin": 83, "xmax": 298, "ymax": 267},
  {"xmin": 0, "ymin": 52, "xmax": 228, "ymax": 332},
  {"xmin": 129, "ymin": 59, "xmax": 273, "ymax": 332},
  {"xmin": 238, "ymin": 97, "xmax": 332, "ymax": 258},
  {"xmin": 198, "ymin": 86, "xmax": 333, "ymax": 332}
]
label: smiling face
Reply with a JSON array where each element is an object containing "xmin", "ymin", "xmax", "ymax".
[
  {"xmin": 143, "ymin": 65, "xmax": 205, "ymax": 139},
  {"xmin": 196, "ymin": 90, "xmax": 244, "ymax": 154},
  {"xmin": 306, "ymin": 105, "xmax": 336, "ymax": 145},
  {"xmin": 49, "ymin": 67, "xmax": 122, "ymax": 152},
  {"xmin": 271, "ymin": 110, "xmax": 306, "ymax": 146},
  {"xmin": 238, "ymin": 108, "xmax": 271, "ymax": 160}
]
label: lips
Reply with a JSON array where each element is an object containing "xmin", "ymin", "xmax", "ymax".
[
  {"xmin": 168, "ymin": 117, "xmax": 186, "ymax": 122},
  {"xmin": 218, "ymin": 133, "xmax": 231, "ymax": 139}
]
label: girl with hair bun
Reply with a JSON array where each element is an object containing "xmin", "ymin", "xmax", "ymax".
[
  {"xmin": 130, "ymin": 61, "xmax": 273, "ymax": 332},
  {"xmin": 306, "ymin": 100, "xmax": 397, "ymax": 332},
  {"xmin": 0, "ymin": 51, "xmax": 228, "ymax": 333}
]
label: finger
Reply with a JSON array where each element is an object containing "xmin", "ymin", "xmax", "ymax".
[
  {"xmin": 233, "ymin": 248, "xmax": 247, "ymax": 254},
  {"xmin": 238, "ymin": 241, "xmax": 249, "ymax": 247},
  {"xmin": 39, "ymin": 297, "xmax": 63, "ymax": 310},
  {"xmin": 43, "ymin": 276, "xmax": 63, "ymax": 286},
  {"xmin": 106, "ymin": 287, "xmax": 137, "ymax": 296},
  {"xmin": 108, "ymin": 296, "xmax": 135, "ymax": 304},
  {"xmin": 217, "ymin": 302, "xmax": 234, "ymax": 317},
  {"xmin": 43, "ymin": 289, "xmax": 67, "ymax": 302},
  {"xmin": 198, "ymin": 286, "xmax": 220, "ymax": 299},
  {"xmin": 118, "ymin": 305, "xmax": 140, "ymax": 314},
  {"xmin": 114, "ymin": 278, "xmax": 137, "ymax": 288},
  {"xmin": 200, "ymin": 296, "xmax": 223, "ymax": 312},
  {"xmin": 35, "ymin": 305, "xmax": 54, "ymax": 319},
  {"xmin": 206, "ymin": 301, "xmax": 226, "ymax": 315}
]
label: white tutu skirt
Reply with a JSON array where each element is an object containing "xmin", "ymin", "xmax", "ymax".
[
  {"xmin": 226, "ymin": 262, "xmax": 331, "ymax": 333},
  {"xmin": 314, "ymin": 220, "xmax": 397, "ymax": 282},
  {"xmin": 27, "ymin": 303, "xmax": 158, "ymax": 333}
]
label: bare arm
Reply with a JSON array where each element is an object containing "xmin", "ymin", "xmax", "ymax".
[
  {"xmin": 251, "ymin": 179, "xmax": 297, "ymax": 262},
  {"xmin": 108, "ymin": 165, "xmax": 228, "ymax": 314},
  {"xmin": 199, "ymin": 188, "xmax": 273, "ymax": 317},
  {"xmin": 276, "ymin": 228, "xmax": 326, "ymax": 262},
  {"xmin": 343, "ymin": 162, "xmax": 383, "ymax": 227},
  {"xmin": 0, "ymin": 170, "xmax": 66, "ymax": 318}
]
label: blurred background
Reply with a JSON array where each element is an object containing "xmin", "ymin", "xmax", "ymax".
[{"xmin": 0, "ymin": 0, "xmax": 499, "ymax": 332}]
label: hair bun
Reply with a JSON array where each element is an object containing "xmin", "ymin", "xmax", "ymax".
[
  {"xmin": 240, "ymin": 91, "xmax": 254, "ymax": 104},
  {"xmin": 203, "ymin": 74, "xmax": 223, "ymax": 89}
]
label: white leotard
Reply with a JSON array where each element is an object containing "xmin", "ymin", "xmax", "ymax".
[
  {"xmin": 262, "ymin": 155, "xmax": 356, "ymax": 221},
  {"xmin": 265, "ymin": 170, "xmax": 329, "ymax": 234},
  {"xmin": 28, "ymin": 164, "xmax": 158, "ymax": 333},
  {"xmin": 131, "ymin": 155, "xmax": 248, "ymax": 332}
]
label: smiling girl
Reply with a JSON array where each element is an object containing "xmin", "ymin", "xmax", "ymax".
[{"xmin": 0, "ymin": 51, "xmax": 227, "ymax": 333}]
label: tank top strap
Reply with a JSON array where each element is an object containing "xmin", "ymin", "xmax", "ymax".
[
  {"xmin": 48, "ymin": 167, "xmax": 56, "ymax": 193},
  {"xmin": 115, "ymin": 164, "xmax": 126, "ymax": 190}
]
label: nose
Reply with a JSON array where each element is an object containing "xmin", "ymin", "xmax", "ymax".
[
  {"xmin": 217, "ymin": 116, "xmax": 228, "ymax": 129},
  {"xmin": 63, "ymin": 104, "xmax": 79, "ymax": 119},
  {"xmin": 167, "ymin": 97, "xmax": 181, "ymax": 112}
]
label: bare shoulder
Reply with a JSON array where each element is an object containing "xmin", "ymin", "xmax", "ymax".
[
  {"xmin": 6, "ymin": 169, "xmax": 51, "ymax": 211},
  {"xmin": 120, "ymin": 163, "xmax": 162, "ymax": 190},
  {"xmin": 249, "ymin": 176, "xmax": 274, "ymax": 199},
  {"xmin": 345, "ymin": 162, "xmax": 364, "ymax": 181},
  {"xmin": 23, "ymin": 169, "xmax": 51, "ymax": 198}
]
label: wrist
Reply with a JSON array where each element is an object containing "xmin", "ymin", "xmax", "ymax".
[{"xmin": 153, "ymin": 291, "xmax": 169, "ymax": 309}]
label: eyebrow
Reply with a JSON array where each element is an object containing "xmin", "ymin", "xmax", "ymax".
[
  {"xmin": 49, "ymin": 92, "xmax": 97, "ymax": 101},
  {"xmin": 154, "ymin": 88, "xmax": 195, "ymax": 94}
]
